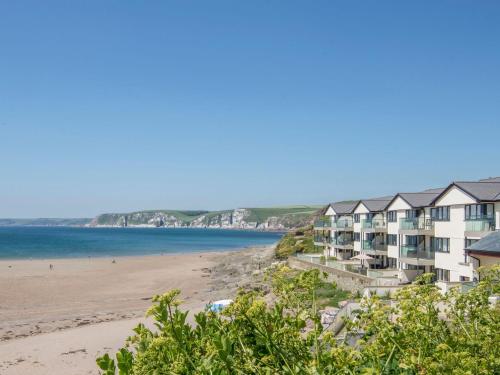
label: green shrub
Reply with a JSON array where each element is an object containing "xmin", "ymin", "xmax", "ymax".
[{"xmin": 97, "ymin": 265, "xmax": 500, "ymax": 375}]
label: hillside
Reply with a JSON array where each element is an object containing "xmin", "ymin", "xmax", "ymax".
[{"xmin": 89, "ymin": 206, "xmax": 322, "ymax": 230}]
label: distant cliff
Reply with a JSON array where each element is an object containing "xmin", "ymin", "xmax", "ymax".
[
  {"xmin": 88, "ymin": 206, "xmax": 321, "ymax": 230},
  {"xmin": 0, "ymin": 218, "xmax": 92, "ymax": 227}
]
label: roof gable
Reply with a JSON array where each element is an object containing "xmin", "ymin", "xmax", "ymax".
[
  {"xmin": 353, "ymin": 202, "xmax": 369, "ymax": 214},
  {"xmin": 432, "ymin": 181, "xmax": 500, "ymax": 205},
  {"xmin": 434, "ymin": 185, "xmax": 477, "ymax": 206},
  {"xmin": 324, "ymin": 205, "xmax": 335, "ymax": 216},
  {"xmin": 387, "ymin": 195, "xmax": 412, "ymax": 211}
]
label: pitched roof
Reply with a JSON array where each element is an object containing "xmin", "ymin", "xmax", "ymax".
[
  {"xmin": 387, "ymin": 188, "xmax": 444, "ymax": 209},
  {"xmin": 452, "ymin": 181, "xmax": 500, "ymax": 201},
  {"xmin": 330, "ymin": 200, "xmax": 360, "ymax": 214},
  {"xmin": 478, "ymin": 177, "xmax": 500, "ymax": 182},
  {"xmin": 357, "ymin": 196, "xmax": 394, "ymax": 212},
  {"xmin": 466, "ymin": 231, "xmax": 500, "ymax": 255}
]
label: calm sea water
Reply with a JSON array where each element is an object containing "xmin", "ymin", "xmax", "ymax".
[{"xmin": 0, "ymin": 227, "xmax": 283, "ymax": 259}]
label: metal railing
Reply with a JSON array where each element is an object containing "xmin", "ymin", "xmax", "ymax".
[
  {"xmin": 399, "ymin": 217, "xmax": 433, "ymax": 231},
  {"xmin": 400, "ymin": 245, "xmax": 435, "ymax": 259}
]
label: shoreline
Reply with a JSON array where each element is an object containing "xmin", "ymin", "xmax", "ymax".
[
  {"xmin": 0, "ymin": 242, "xmax": 280, "ymax": 261},
  {"xmin": 0, "ymin": 224, "xmax": 290, "ymax": 232},
  {"xmin": 0, "ymin": 245, "xmax": 276, "ymax": 375}
]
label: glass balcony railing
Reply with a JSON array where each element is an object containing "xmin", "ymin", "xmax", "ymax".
[
  {"xmin": 332, "ymin": 237, "xmax": 354, "ymax": 246},
  {"xmin": 313, "ymin": 236, "xmax": 328, "ymax": 243},
  {"xmin": 400, "ymin": 245, "xmax": 435, "ymax": 259},
  {"xmin": 332, "ymin": 218, "xmax": 353, "ymax": 229},
  {"xmin": 465, "ymin": 219, "xmax": 495, "ymax": 232},
  {"xmin": 314, "ymin": 220, "xmax": 332, "ymax": 228},
  {"xmin": 362, "ymin": 240, "xmax": 387, "ymax": 251},
  {"xmin": 399, "ymin": 217, "xmax": 433, "ymax": 231},
  {"xmin": 361, "ymin": 218, "xmax": 386, "ymax": 230}
]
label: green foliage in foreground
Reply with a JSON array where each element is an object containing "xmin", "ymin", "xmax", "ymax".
[
  {"xmin": 97, "ymin": 265, "xmax": 500, "ymax": 374},
  {"xmin": 315, "ymin": 280, "xmax": 349, "ymax": 309},
  {"xmin": 275, "ymin": 226, "xmax": 316, "ymax": 259}
]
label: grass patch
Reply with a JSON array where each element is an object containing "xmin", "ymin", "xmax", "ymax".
[{"xmin": 315, "ymin": 281, "xmax": 350, "ymax": 308}]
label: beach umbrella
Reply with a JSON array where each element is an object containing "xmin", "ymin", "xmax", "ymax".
[
  {"xmin": 351, "ymin": 254, "xmax": 374, "ymax": 261},
  {"xmin": 351, "ymin": 253, "xmax": 374, "ymax": 268}
]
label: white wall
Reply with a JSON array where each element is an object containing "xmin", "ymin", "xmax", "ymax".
[
  {"xmin": 434, "ymin": 205, "xmax": 469, "ymax": 281},
  {"xmin": 387, "ymin": 201, "xmax": 408, "ymax": 261},
  {"xmin": 496, "ymin": 202, "xmax": 500, "ymax": 229},
  {"xmin": 353, "ymin": 204, "xmax": 367, "ymax": 252}
]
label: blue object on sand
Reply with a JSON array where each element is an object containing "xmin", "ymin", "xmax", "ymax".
[{"xmin": 208, "ymin": 299, "xmax": 233, "ymax": 312}]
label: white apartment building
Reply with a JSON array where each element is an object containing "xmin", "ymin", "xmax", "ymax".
[
  {"xmin": 313, "ymin": 177, "xmax": 500, "ymax": 284},
  {"xmin": 315, "ymin": 201, "xmax": 358, "ymax": 260},
  {"xmin": 431, "ymin": 179, "xmax": 500, "ymax": 282},
  {"xmin": 352, "ymin": 197, "xmax": 393, "ymax": 269},
  {"xmin": 385, "ymin": 189, "xmax": 443, "ymax": 282}
]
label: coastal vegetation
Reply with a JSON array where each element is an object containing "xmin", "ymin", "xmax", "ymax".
[
  {"xmin": 97, "ymin": 265, "xmax": 500, "ymax": 374},
  {"xmin": 275, "ymin": 225, "xmax": 316, "ymax": 259}
]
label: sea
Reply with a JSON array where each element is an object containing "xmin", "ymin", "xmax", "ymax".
[{"xmin": 0, "ymin": 227, "xmax": 284, "ymax": 259}]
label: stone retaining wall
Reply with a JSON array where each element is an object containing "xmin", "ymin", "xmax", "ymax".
[{"xmin": 288, "ymin": 257, "xmax": 374, "ymax": 292}]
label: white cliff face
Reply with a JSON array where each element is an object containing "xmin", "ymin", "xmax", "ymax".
[{"xmin": 90, "ymin": 208, "xmax": 315, "ymax": 230}]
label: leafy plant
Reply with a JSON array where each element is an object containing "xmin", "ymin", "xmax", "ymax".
[{"xmin": 97, "ymin": 265, "xmax": 500, "ymax": 374}]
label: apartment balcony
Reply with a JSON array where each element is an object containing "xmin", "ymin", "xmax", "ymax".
[
  {"xmin": 313, "ymin": 235, "xmax": 330, "ymax": 246},
  {"xmin": 331, "ymin": 237, "xmax": 354, "ymax": 250},
  {"xmin": 313, "ymin": 219, "xmax": 332, "ymax": 230},
  {"xmin": 361, "ymin": 240, "xmax": 388, "ymax": 255},
  {"xmin": 398, "ymin": 217, "xmax": 434, "ymax": 235},
  {"xmin": 464, "ymin": 218, "xmax": 496, "ymax": 237},
  {"xmin": 399, "ymin": 245, "xmax": 435, "ymax": 266},
  {"xmin": 361, "ymin": 218, "xmax": 387, "ymax": 232},
  {"xmin": 332, "ymin": 218, "xmax": 353, "ymax": 231}
]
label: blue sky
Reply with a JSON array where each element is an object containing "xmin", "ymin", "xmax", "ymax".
[{"xmin": 1, "ymin": 1, "xmax": 499, "ymax": 217}]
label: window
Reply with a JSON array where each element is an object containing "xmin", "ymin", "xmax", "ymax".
[
  {"xmin": 465, "ymin": 238, "xmax": 479, "ymax": 248},
  {"xmin": 353, "ymin": 214, "xmax": 360, "ymax": 223},
  {"xmin": 431, "ymin": 237, "xmax": 450, "ymax": 253},
  {"xmin": 387, "ymin": 211, "xmax": 397, "ymax": 222},
  {"xmin": 431, "ymin": 206, "xmax": 450, "ymax": 221},
  {"xmin": 436, "ymin": 268, "xmax": 450, "ymax": 282},
  {"xmin": 406, "ymin": 209, "xmax": 419, "ymax": 219},
  {"xmin": 406, "ymin": 235, "xmax": 418, "ymax": 246},
  {"xmin": 354, "ymin": 232, "xmax": 360, "ymax": 241},
  {"xmin": 387, "ymin": 234, "xmax": 397, "ymax": 246},
  {"xmin": 465, "ymin": 203, "xmax": 494, "ymax": 220}
]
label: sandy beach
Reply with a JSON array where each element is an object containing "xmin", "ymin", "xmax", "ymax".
[{"xmin": 0, "ymin": 245, "xmax": 275, "ymax": 374}]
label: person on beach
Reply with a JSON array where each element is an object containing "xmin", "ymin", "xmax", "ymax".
[{"xmin": 49, "ymin": 264, "xmax": 53, "ymax": 270}]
